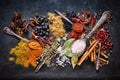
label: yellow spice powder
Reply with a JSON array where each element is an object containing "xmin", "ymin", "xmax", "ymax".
[
  {"xmin": 9, "ymin": 40, "xmax": 44, "ymax": 68},
  {"xmin": 9, "ymin": 40, "xmax": 30, "ymax": 67}
]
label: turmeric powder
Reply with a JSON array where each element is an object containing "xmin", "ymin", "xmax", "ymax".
[
  {"xmin": 24, "ymin": 46, "xmax": 43, "ymax": 67},
  {"xmin": 10, "ymin": 40, "xmax": 30, "ymax": 66},
  {"xmin": 9, "ymin": 40, "xmax": 44, "ymax": 68}
]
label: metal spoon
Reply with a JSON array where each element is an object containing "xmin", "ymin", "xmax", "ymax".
[
  {"xmin": 3, "ymin": 27, "xmax": 30, "ymax": 42},
  {"xmin": 71, "ymin": 11, "xmax": 111, "ymax": 54},
  {"xmin": 55, "ymin": 10, "xmax": 73, "ymax": 24},
  {"xmin": 35, "ymin": 56, "xmax": 49, "ymax": 73}
]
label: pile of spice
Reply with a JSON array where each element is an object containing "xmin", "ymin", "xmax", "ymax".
[
  {"xmin": 9, "ymin": 40, "xmax": 44, "ymax": 68},
  {"xmin": 48, "ymin": 13, "xmax": 65, "ymax": 38},
  {"xmin": 3, "ymin": 10, "xmax": 113, "ymax": 72},
  {"xmin": 10, "ymin": 11, "xmax": 28, "ymax": 36},
  {"xmin": 9, "ymin": 40, "xmax": 30, "ymax": 67}
]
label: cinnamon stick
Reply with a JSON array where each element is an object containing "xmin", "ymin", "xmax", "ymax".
[
  {"xmin": 91, "ymin": 51, "xmax": 94, "ymax": 62},
  {"xmin": 77, "ymin": 40, "xmax": 99, "ymax": 66},
  {"xmin": 93, "ymin": 48, "xmax": 96, "ymax": 61},
  {"xmin": 101, "ymin": 51, "xmax": 108, "ymax": 59}
]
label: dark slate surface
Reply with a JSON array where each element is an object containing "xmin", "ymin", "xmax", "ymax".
[{"xmin": 0, "ymin": 0, "xmax": 120, "ymax": 80}]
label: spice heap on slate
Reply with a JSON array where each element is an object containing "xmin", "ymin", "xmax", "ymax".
[{"xmin": 4, "ymin": 10, "xmax": 113, "ymax": 72}]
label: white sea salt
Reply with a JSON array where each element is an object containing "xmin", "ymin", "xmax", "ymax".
[{"xmin": 71, "ymin": 39, "xmax": 86, "ymax": 54}]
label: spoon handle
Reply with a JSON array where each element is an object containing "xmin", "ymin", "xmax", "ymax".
[
  {"xmin": 35, "ymin": 56, "xmax": 48, "ymax": 73},
  {"xmin": 96, "ymin": 43, "xmax": 101, "ymax": 70},
  {"xmin": 55, "ymin": 10, "xmax": 73, "ymax": 24},
  {"xmin": 3, "ymin": 27, "xmax": 29, "ymax": 42},
  {"xmin": 86, "ymin": 11, "xmax": 111, "ymax": 39}
]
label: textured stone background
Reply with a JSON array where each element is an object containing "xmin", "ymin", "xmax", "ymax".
[{"xmin": 0, "ymin": 0, "xmax": 120, "ymax": 79}]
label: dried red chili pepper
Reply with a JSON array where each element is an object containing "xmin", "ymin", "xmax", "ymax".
[
  {"xmin": 79, "ymin": 16, "xmax": 84, "ymax": 22},
  {"xmin": 91, "ymin": 15, "xmax": 95, "ymax": 25},
  {"xmin": 81, "ymin": 21, "xmax": 90, "ymax": 25},
  {"xmin": 85, "ymin": 11, "xmax": 90, "ymax": 16},
  {"xmin": 106, "ymin": 39, "xmax": 113, "ymax": 47},
  {"xmin": 101, "ymin": 44, "xmax": 107, "ymax": 50},
  {"xmin": 82, "ymin": 11, "xmax": 90, "ymax": 16},
  {"xmin": 71, "ymin": 18, "xmax": 80, "ymax": 23},
  {"xmin": 95, "ymin": 29, "xmax": 113, "ymax": 51}
]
